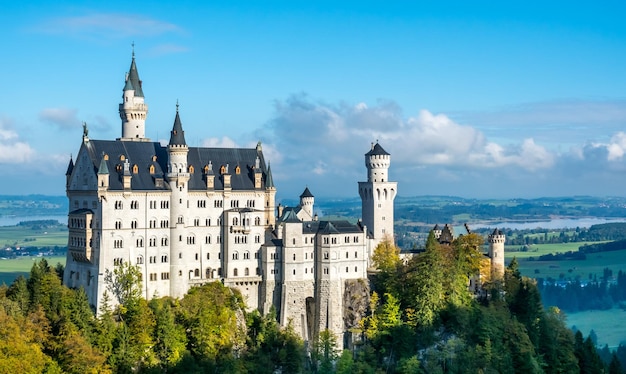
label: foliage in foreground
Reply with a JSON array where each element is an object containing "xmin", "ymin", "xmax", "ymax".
[{"xmin": 0, "ymin": 241, "xmax": 618, "ymax": 373}]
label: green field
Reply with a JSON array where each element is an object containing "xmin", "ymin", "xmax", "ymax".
[
  {"xmin": 0, "ymin": 223, "xmax": 67, "ymax": 248},
  {"xmin": 0, "ymin": 256, "xmax": 66, "ymax": 285},
  {"xmin": 567, "ymin": 308, "xmax": 626, "ymax": 348},
  {"xmin": 513, "ymin": 249, "xmax": 626, "ymax": 280}
]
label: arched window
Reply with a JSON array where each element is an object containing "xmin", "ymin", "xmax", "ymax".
[
  {"xmin": 245, "ymin": 268, "xmax": 249, "ymax": 276},
  {"xmin": 194, "ymin": 269, "xmax": 199, "ymax": 277},
  {"xmin": 233, "ymin": 268, "xmax": 238, "ymax": 277}
]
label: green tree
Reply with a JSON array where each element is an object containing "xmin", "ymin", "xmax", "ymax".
[
  {"xmin": 406, "ymin": 231, "xmax": 445, "ymax": 328},
  {"xmin": 178, "ymin": 282, "xmax": 246, "ymax": 364},
  {"xmin": 103, "ymin": 262, "xmax": 142, "ymax": 313},
  {"xmin": 149, "ymin": 297, "xmax": 188, "ymax": 367},
  {"xmin": 312, "ymin": 329, "xmax": 338, "ymax": 373}
]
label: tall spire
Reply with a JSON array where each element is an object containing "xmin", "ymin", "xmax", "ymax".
[
  {"xmin": 168, "ymin": 102, "xmax": 187, "ymax": 146},
  {"xmin": 119, "ymin": 47, "xmax": 148, "ymax": 141},
  {"xmin": 265, "ymin": 162, "xmax": 275, "ymax": 188},
  {"xmin": 126, "ymin": 52, "xmax": 144, "ymax": 97}
]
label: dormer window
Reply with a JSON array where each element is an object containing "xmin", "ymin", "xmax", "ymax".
[
  {"xmin": 220, "ymin": 165, "xmax": 226, "ymax": 174},
  {"xmin": 103, "ymin": 154, "xmax": 109, "ymax": 161},
  {"xmin": 204, "ymin": 165, "xmax": 209, "ymax": 174},
  {"xmin": 132, "ymin": 164, "xmax": 138, "ymax": 174},
  {"xmin": 189, "ymin": 165, "xmax": 195, "ymax": 174},
  {"xmin": 152, "ymin": 155, "xmax": 157, "ymax": 162},
  {"xmin": 120, "ymin": 155, "xmax": 126, "ymax": 161},
  {"xmin": 235, "ymin": 165, "xmax": 241, "ymax": 174},
  {"xmin": 149, "ymin": 165, "xmax": 155, "ymax": 174}
]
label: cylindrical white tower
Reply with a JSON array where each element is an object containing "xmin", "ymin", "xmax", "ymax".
[
  {"xmin": 166, "ymin": 107, "xmax": 189, "ymax": 298},
  {"xmin": 358, "ymin": 142, "xmax": 397, "ymax": 248},
  {"xmin": 119, "ymin": 53, "xmax": 148, "ymax": 141},
  {"xmin": 488, "ymin": 228, "xmax": 506, "ymax": 280}
]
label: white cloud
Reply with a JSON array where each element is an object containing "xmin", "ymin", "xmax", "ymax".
[
  {"xmin": 37, "ymin": 13, "xmax": 182, "ymax": 39},
  {"xmin": 0, "ymin": 117, "xmax": 35, "ymax": 163},
  {"xmin": 202, "ymin": 136, "xmax": 239, "ymax": 148},
  {"xmin": 39, "ymin": 108, "xmax": 80, "ymax": 130},
  {"xmin": 252, "ymin": 95, "xmax": 569, "ymax": 198}
]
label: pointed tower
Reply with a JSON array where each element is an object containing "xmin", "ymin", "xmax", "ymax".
[
  {"xmin": 358, "ymin": 142, "xmax": 397, "ymax": 248},
  {"xmin": 299, "ymin": 187, "xmax": 314, "ymax": 220},
  {"xmin": 119, "ymin": 49, "xmax": 149, "ymax": 141},
  {"xmin": 166, "ymin": 104, "xmax": 190, "ymax": 298},
  {"xmin": 65, "ymin": 157, "xmax": 74, "ymax": 188},
  {"xmin": 488, "ymin": 228, "xmax": 506, "ymax": 280},
  {"xmin": 264, "ymin": 162, "xmax": 276, "ymax": 227},
  {"xmin": 97, "ymin": 155, "xmax": 109, "ymax": 191}
]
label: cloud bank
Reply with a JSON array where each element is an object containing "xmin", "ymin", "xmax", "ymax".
[{"xmin": 243, "ymin": 95, "xmax": 626, "ymax": 198}]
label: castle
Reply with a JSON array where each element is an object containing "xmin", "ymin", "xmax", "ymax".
[{"xmin": 63, "ymin": 53, "xmax": 397, "ymax": 344}]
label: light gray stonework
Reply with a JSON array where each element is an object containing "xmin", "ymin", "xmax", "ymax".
[{"xmin": 63, "ymin": 54, "xmax": 396, "ymax": 347}]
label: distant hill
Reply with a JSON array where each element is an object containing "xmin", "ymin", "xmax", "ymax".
[{"xmin": 0, "ymin": 195, "xmax": 67, "ymax": 217}]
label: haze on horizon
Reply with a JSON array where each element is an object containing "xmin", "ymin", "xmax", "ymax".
[{"xmin": 1, "ymin": 1, "xmax": 626, "ymax": 200}]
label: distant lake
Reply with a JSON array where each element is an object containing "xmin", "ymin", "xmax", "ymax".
[
  {"xmin": 472, "ymin": 218, "xmax": 626, "ymax": 230},
  {"xmin": 0, "ymin": 215, "xmax": 67, "ymax": 227}
]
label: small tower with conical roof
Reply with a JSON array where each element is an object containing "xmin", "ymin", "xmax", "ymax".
[
  {"xmin": 97, "ymin": 154, "xmax": 109, "ymax": 191},
  {"xmin": 488, "ymin": 228, "xmax": 506, "ymax": 279},
  {"xmin": 264, "ymin": 162, "xmax": 276, "ymax": 227},
  {"xmin": 299, "ymin": 187, "xmax": 314, "ymax": 220},
  {"xmin": 166, "ymin": 104, "xmax": 190, "ymax": 298},
  {"xmin": 119, "ymin": 48, "xmax": 149, "ymax": 141},
  {"xmin": 358, "ymin": 141, "xmax": 397, "ymax": 249}
]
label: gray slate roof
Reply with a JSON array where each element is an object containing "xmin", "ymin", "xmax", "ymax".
[
  {"xmin": 365, "ymin": 142, "xmax": 390, "ymax": 156},
  {"xmin": 125, "ymin": 57, "xmax": 144, "ymax": 97},
  {"xmin": 81, "ymin": 139, "xmax": 270, "ymax": 191},
  {"xmin": 168, "ymin": 110, "xmax": 186, "ymax": 146},
  {"xmin": 300, "ymin": 187, "xmax": 314, "ymax": 198},
  {"xmin": 302, "ymin": 220, "xmax": 363, "ymax": 235}
]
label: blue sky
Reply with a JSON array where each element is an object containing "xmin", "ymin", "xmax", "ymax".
[{"xmin": 2, "ymin": 1, "xmax": 626, "ymax": 199}]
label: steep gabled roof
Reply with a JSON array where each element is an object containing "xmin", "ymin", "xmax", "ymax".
[
  {"xmin": 65, "ymin": 158, "xmax": 74, "ymax": 176},
  {"xmin": 80, "ymin": 139, "xmax": 271, "ymax": 192}
]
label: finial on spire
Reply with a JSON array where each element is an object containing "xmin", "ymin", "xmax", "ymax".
[
  {"xmin": 176, "ymin": 99, "xmax": 179, "ymax": 113},
  {"xmin": 82, "ymin": 122, "xmax": 88, "ymax": 137},
  {"xmin": 132, "ymin": 41, "xmax": 135, "ymax": 58}
]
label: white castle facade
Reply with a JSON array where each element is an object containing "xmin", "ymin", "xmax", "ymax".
[{"xmin": 63, "ymin": 54, "xmax": 397, "ymax": 343}]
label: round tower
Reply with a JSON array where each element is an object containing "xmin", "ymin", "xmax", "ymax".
[
  {"xmin": 166, "ymin": 104, "xmax": 190, "ymax": 298},
  {"xmin": 299, "ymin": 187, "xmax": 314, "ymax": 220},
  {"xmin": 119, "ymin": 50, "xmax": 148, "ymax": 141},
  {"xmin": 488, "ymin": 228, "xmax": 506, "ymax": 280},
  {"xmin": 358, "ymin": 142, "xmax": 397, "ymax": 248}
]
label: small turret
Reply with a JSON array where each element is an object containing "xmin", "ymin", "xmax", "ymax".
[
  {"xmin": 365, "ymin": 141, "xmax": 391, "ymax": 183},
  {"xmin": 299, "ymin": 187, "xmax": 314, "ymax": 220},
  {"xmin": 97, "ymin": 154, "xmax": 109, "ymax": 190},
  {"xmin": 488, "ymin": 228, "xmax": 506, "ymax": 279},
  {"xmin": 168, "ymin": 103, "xmax": 187, "ymax": 147},
  {"xmin": 265, "ymin": 162, "xmax": 275, "ymax": 189},
  {"xmin": 432, "ymin": 224, "xmax": 442, "ymax": 240}
]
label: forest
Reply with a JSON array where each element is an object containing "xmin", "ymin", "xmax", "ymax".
[{"xmin": 0, "ymin": 233, "xmax": 623, "ymax": 373}]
